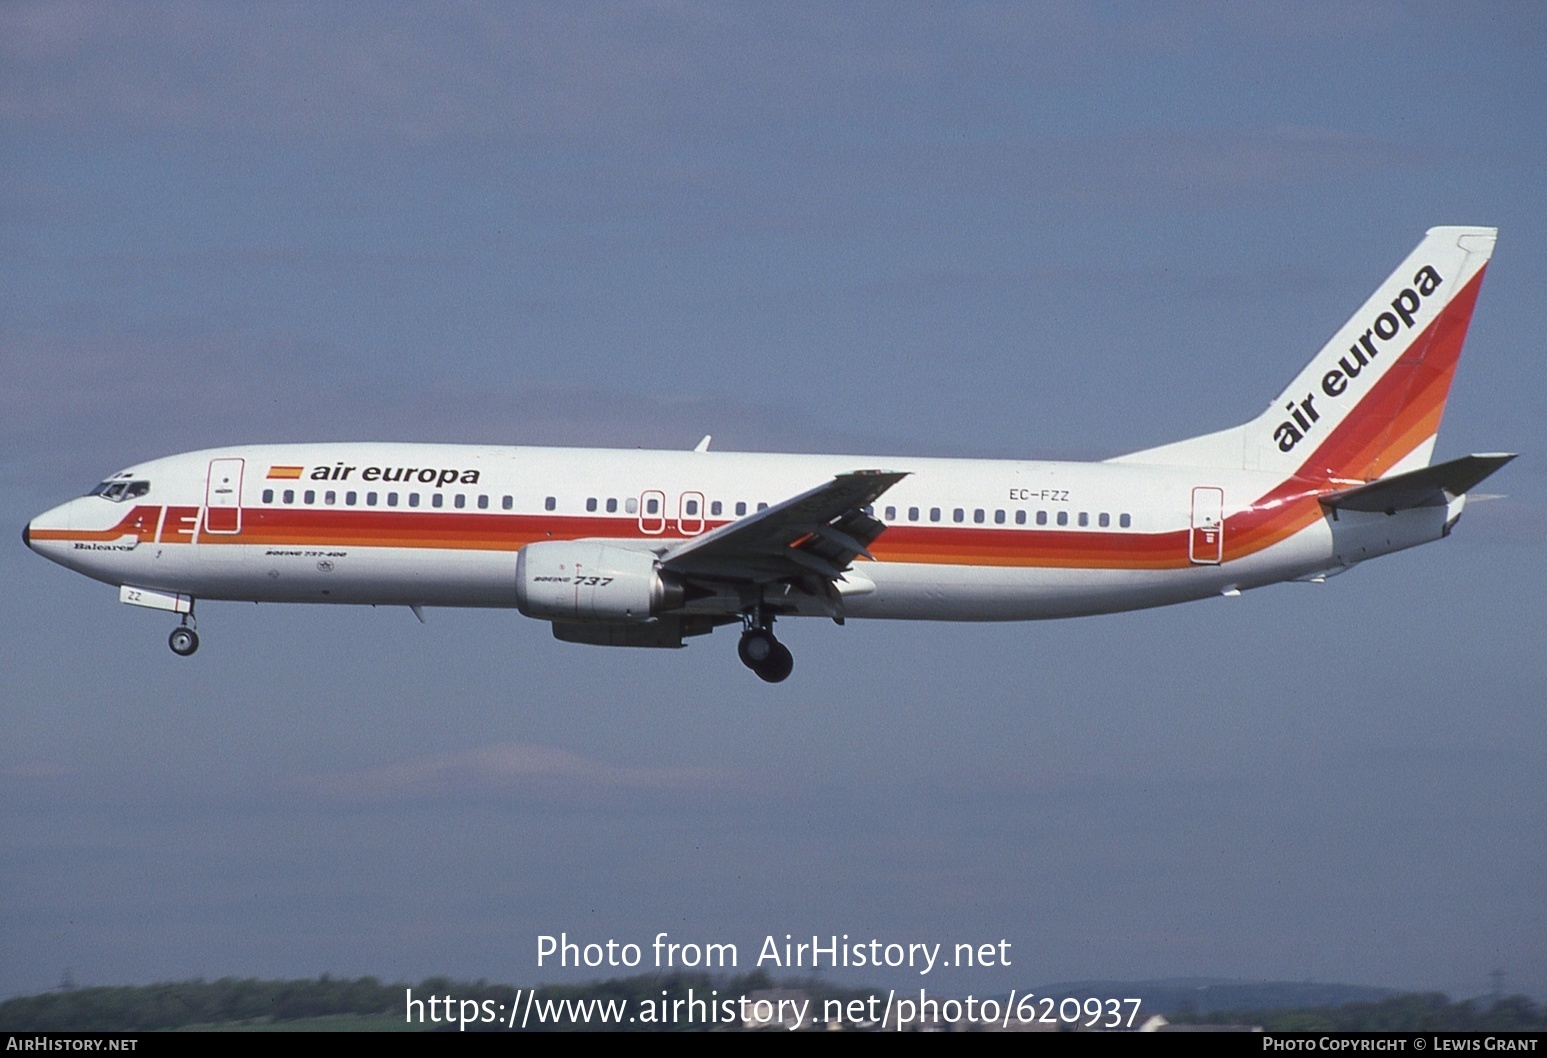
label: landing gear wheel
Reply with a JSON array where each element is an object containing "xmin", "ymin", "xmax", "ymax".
[
  {"xmin": 168, "ymin": 627, "xmax": 199, "ymax": 656},
  {"xmin": 756, "ymin": 642, "xmax": 794, "ymax": 684},
  {"xmin": 738, "ymin": 629, "xmax": 776, "ymax": 667},
  {"xmin": 738, "ymin": 629, "xmax": 793, "ymax": 683}
]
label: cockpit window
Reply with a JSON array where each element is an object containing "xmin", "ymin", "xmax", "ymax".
[{"xmin": 88, "ymin": 480, "xmax": 151, "ymax": 502}]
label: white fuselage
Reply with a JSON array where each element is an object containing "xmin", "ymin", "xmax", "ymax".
[{"xmin": 24, "ymin": 442, "xmax": 1452, "ymax": 626}]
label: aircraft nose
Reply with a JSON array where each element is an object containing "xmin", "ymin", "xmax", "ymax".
[{"xmin": 24, "ymin": 500, "xmax": 77, "ymax": 560}]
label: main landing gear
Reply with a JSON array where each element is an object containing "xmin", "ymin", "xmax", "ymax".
[
  {"xmin": 737, "ymin": 610, "xmax": 793, "ymax": 683},
  {"xmin": 168, "ymin": 612, "xmax": 199, "ymax": 657}
]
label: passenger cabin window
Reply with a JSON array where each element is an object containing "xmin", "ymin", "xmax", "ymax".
[
  {"xmin": 685, "ymin": 499, "xmax": 699, "ymax": 516},
  {"xmin": 386, "ymin": 492, "xmax": 399, "ymax": 507},
  {"xmin": 974, "ymin": 509, "xmax": 985, "ymax": 524},
  {"xmin": 909, "ymin": 507, "xmax": 920, "ymax": 521},
  {"xmin": 455, "ymin": 495, "xmax": 466, "ymax": 509},
  {"xmin": 994, "ymin": 509, "xmax": 1005, "ymax": 524},
  {"xmin": 1098, "ymin": 512, "xmax": 1109, "ymax": 527},
  {"xmin": 1077, "ymin": 511, "xmax": 1088, "ymax": 527},
  {"xmin": 325, "ymin": 491, "xmax": 336, "ymax": 505},
  {"xmin": 645, "ymin": 497, "xmax": 659, "ymax": 515},
  {"xmin": 346, "ymin": 491, "xmax": 358, "ymax": 506},
  {"xmin": 366, "ymin": 491, "xmax": 378, "ymax": 506},
  {"xmin": 545, "ymin": 496, "xmax": 556, "ymax": 511},
  {"xmin": 283, "ymin": 489, "xmax": 295, "ymax": 504},
  {"xmin": 735, "ymin": 501, "xmax": 747, "ymax": 516},
  {"xmin": 1015, "ymin": 510, "xmax": 1026, "ymax": 525},
  {"xmin": 478, "ymin": 495, "xmax": 489, "ymax": 509},
  {"xmin": 626, "ymin": 498, "xmax": 638, "ymax": 514},
  {"xmin": 432, "ymin": 494, "xmax": 444, "ymax": 508},
  {"xmin": 930, "ymin": 508, "xmax": 941, "ymax": 522},
  {"xmin": 1056, "ymin": 511, "xmax": 1068, "ymax": 526},
  {"xmin": 503, "ymin": 496, "xmax": 513, "ymax": 510},
  {"xmin": 884, "ymin": 506, "xmax": 896, "ymax": 521},
  {"xmin": 304, "ymin": 490, "xmax": 316, "ymax": 504},
  {"xmin": 1036, "ymin": 510, "xmax": 1048, "ymax": 526},
  {"xmin": 586, "ymin": 498, "xmax": 598, "ymax": 512},
  {"xmin": 1120, "ymin": 513, "xmax": 1132, "ymax": 528},
  {"xmin": 262, "ymin": 489, "xmax": 274, "ymax": 503},
  {"xmin": 408, "ymin": 493, "xmax": 420, "ymax": 507},
  {"xmin": 607, "ymin": 498, "xmax": 619, "ymax": 513}
]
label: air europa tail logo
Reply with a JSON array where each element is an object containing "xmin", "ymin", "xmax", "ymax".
[
  {"xmin": 265, "ymin": 463, "xmax": 482, "ymax": 487},
  {"xmin": 1272, "ymin": 265, "xmax": 1443, "ymax": 453}
]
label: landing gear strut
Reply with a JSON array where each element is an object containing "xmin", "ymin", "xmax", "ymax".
[
  {"xmin": 737, "ymin": 609, "xmax": 793, "ymax": 683},
  {"xmin": 168, "ymin": 611, "xmax": 199, "ymax": 657}
]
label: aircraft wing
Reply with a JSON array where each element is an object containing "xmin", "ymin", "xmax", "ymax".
[
  {"xmin": 660, "ymin": 470, "xmax": 908, "ymax": 583},
  {"xmin": 1319, "ymin": 453, "xmax": 1517, "ymax": 513}
]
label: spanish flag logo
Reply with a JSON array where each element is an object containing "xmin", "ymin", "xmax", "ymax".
[{"xmin": 266, "ymin": 465, "xmax": 304, "ymax": 480}]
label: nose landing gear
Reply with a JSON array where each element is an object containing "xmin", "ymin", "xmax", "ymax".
[
  {"xmin": 737, "ymin": 610, "xmax": 793, "ymax": 683},
  {"xmin": 168, "ymin": 613, "xmax": 199, "ymax": 657}
]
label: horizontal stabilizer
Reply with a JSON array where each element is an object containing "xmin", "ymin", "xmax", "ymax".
[{"xmin": 1319, "ymin": 453, "xmax": 1516, "ymax": 513}]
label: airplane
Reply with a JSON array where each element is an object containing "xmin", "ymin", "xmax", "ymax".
[{"xmin": 24, "ymin": 226, "xmax": 1514, "ymax": 682}]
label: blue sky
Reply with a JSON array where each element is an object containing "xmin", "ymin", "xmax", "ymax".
[{"xmin": 3, "ymin": 2, "xmax": 1544, "ymax": 1002}]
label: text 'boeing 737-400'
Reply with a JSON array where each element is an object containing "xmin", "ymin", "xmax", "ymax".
[{"xmin": 25, "ymin": 227, "xmax": 1514, "ymax": 682}]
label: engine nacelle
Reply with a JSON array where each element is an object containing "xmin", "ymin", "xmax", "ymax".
[{"xmin": 515, "ymin": 541, "xmax": 684, "ymax": 622}]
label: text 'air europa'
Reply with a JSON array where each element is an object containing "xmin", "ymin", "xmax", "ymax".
[{"xmin": 1272, "ymin": 264, "xmax": 1443, "ymax": 453}]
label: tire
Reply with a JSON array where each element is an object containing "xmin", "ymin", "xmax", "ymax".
[
  {"xmin": 168, "ymin": 627, "xmax": 199, "ymax": 656},
  {"xmin": 754, "ymin": 642, "xmax": 794, "ymax": 683},
  {"xmin": 738, "ymin": 629, "xmax": 775, "ymax": 667}
]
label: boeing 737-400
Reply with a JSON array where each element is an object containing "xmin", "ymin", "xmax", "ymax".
[{"xmin": 25, "ymin": 227, "xmax": 1513, "ymax": 682}]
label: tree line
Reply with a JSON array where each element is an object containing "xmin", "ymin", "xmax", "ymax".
[
  {"xmin": 0, "ymin": 970, "xmax": 804, "ymax": 1031},
  {"xmin": 3, "ymin": 974, "xmax": 1542, "ymax": 1032},
  {"xmin": 1167, "ymin": 992, "xmax": 1546, "ymax": 1032}
]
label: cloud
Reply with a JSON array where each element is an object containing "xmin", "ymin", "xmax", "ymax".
[
  {"xmin": 291, "ymin": 741, "xmax": 737, "ymax": 805},
  {"xmin": 0, "ymin": 761, "xmax": 76, "ymax": 779},
  {"xmin": 955, "ymin": 0, "xmax": 1401, "ymax": 58},
  {"xmin": 873, "ymin": 126, "xmax": 1414, "ymax": 208},
  {"xmin": 0, "ymin": 2, "xmax": 929, "ymax": 147},
  {"xmin": 4, "ymin": 2, "xmax": 1411, "ymax": 151},
  {"xmin": 0, "ymin": 323, "xmax": 326, "ymax": 494},
  {"xmin": 0, "ymin": 319, "xmax": 895, "ymax": 505}
]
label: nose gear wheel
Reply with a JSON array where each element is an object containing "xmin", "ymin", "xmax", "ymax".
[{"xmin": 167, "ymin": 610, "xmax": 199, "ymax": 656}]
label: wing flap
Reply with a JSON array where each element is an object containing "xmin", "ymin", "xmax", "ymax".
[{"xmin": 662, "ymin": 470, "xmax": 907, "ymax": 583}]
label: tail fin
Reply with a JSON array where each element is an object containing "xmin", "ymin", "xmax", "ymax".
[{"xmin": 1112, "ymin": 226, "xmax": 1497, "ymax": 482}]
